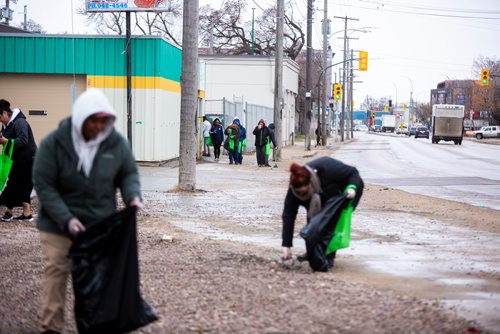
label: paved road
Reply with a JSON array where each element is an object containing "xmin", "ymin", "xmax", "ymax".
[{"xmin": 335, "ymin": 131, "xmax": 500, "ymax": 210}]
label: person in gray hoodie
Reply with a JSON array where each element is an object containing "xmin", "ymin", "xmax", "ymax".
[{"xmin": 33, "ymin": 89, "xmax": 143, "ymax": 334}]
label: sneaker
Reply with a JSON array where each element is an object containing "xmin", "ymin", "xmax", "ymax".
[
  {"xmin": 2, "ymin": 212, "xmax": 13, "ymax": 221},
  {"xmin": 14, "ymin": 214, "xmax": 33, "ymax": 222}
]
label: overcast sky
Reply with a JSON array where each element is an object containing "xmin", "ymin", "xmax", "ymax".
[{"xmin": 6, "ymin": 0, "xmax": 500, "ymax": 107}]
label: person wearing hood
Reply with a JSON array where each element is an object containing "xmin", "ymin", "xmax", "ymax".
[
  {"xmin": 0, "ymin": 99, "xmax": 37, "ymax": 222},
  {"xmin": 281, "ymin": 156, "xmax": 364, "ymax": 267},
  {"xmin": 252, "ymin": 119, "xmax": 272, "ymax": 167},
  {"xmin": 232, "ymin": 117, "xmax": 246, "ymax": 165},
  {"xmin": 33, "ymin": 89, "xmax": 143, "ymax": 334},
  {"xmin": 224, "ymin": 119, "xmax": 240, "ymax": 165}
]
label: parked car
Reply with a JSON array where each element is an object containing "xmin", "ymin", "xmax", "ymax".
[
  {"xmin": 372, "ymin": 124, "xmax": 382, "ymax": 132},
  {"xmin": 414, "ymin": 126, "xmax": 430, "ymax": 139},
  {"xmin": 407, "ymin": 126, "xmax": 417, "ymax": 136},
  {"xmin": 474, "ymin": 125, "xmax": 500, "ymax": 139},
  {"xmin": 355, "ymin": 124, "xmax": 369, "ymax": 131}
]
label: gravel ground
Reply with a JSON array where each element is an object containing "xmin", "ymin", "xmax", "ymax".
[
  {"xmin": 0, "ymin": 215, "xmax": 482, "ymax": 334},
  {"xmin": 0, "ymin": 140, "xmax": 492, "ymax": 334}
]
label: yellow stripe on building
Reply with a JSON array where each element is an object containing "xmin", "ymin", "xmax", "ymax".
[{"xmin": 87, "ymin": 76, "xmax": 181, "ymax": 93}]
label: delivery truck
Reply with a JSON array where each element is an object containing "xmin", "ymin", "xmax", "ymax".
[
  {"xmin": 431, "ymin": 104, "xmax": 464, "ymax": 145},
  {"xmin": 381, "ymin": 114, "xmax": 396, "ymax": 133}
]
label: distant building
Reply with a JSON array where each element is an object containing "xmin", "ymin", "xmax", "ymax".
[
  {"xmin": 0, "ymin": 23, "xmax": 29, "ymax": 33},
  {"xmin": 200, "ymin": 54, "xmax": 299, "ymax": 147},
  {"xmin": 431, "ymin": 79, "xmax": 499, "ymax": 127}
]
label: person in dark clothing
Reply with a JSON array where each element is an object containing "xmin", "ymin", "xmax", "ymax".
[
  {"xmin": 209, "ymin": 118, "xmax": 224, "ymax": 161},
  {"xmin": 252, "ymin": 119, "xmax": 272, "ymax": 167},
  {"xmin": 281, "ymin": 156, "xmax": 364, "ymax": 267},
  {"xmin": 0, "ymin": 99, "xmax": 37, "ymax": 222},
  {"xmin": 266, "ymin": 122, "xmax": 277, "ymax": 165},
  {"xmin": 315, "ymin": 124, "xmax": 322, "ymax": 147}
]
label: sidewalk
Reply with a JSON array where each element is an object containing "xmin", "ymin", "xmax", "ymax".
[{"xmin": 139, "ymin": 138, "xmax": 342, "ymax": 193}]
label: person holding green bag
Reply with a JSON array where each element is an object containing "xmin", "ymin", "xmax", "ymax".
[
  {"xmin": 0, "ymin": 99, "xmax": 37, "ymax": 222},
  {"xmin": 281, "ymin": 156, "xmax": 364, "ymax": 269},
  {"xmin": 252, "ymin": 119, "xmax": 273, "ymax": 167},
  {"xmin": 224, "ymin": 120, "xmax": 240, "ymax": 165}
]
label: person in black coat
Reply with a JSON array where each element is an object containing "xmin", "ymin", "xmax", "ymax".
[
  {"xmin": 0, "ymin": 99, "xmax": 37, "ymax": 221},
  {"xmin": 281, "ymin": 156, "xmax": 364, "ymax": 267},
  {"xmin": 209, "ymin": 118, "xmax": 224, "ymax": 161}
]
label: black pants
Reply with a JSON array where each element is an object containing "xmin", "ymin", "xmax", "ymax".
[
  {"xmin": 256, "ymin": 146, "xmax": 266, "ymax": 166},
  {"xmin": 213, "ymin": 144, "xmax": 221, "ymax": 159}
]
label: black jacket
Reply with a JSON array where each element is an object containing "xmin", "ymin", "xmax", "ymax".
[
  {"xmin": 252, "ymin": 126, "xmax": 271, "ymax": 147},
  {"xmin": 1, "ymin": 109, "xmax": 37, "ymax": 163},
  {"xmin": 281, "ymin": 156, "xmax": 364, "ymax": 247}
]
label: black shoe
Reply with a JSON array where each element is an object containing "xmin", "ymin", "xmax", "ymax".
[
  {"xmin": 14, "ymin": 214, "xmax": 34, "ymax": 222},
  {"xmin": 2, "ymin": 212, "xmax": 13, "ymax": 221},
  {"xmin": 296, "ymin": 253, "xmax": 308, "ymax": 262}
]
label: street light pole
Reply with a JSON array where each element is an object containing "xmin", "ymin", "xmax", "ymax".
[{"xmin": 403, "ymin": 76, "xmax": 414, "ymax": 126}]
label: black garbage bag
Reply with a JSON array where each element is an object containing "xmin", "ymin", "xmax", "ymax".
[
  {"xmin": 68, "ymin": 206, "xmax": 158, "ymax": 334},
  {"xmin": 300, "ymin": 194, "xmax": 348, "ymax": 272}
]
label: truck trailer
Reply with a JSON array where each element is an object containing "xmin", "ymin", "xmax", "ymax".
[
  {"xmin": 431, "ymin": 104, "xmax": 464, "ymax": 145},
  {"xmin": 381, "ymin": 114, "xmax": 396, "ymax": 132}
]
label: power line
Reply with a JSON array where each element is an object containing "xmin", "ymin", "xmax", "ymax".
[
  {"xmin": 251, "ymin": 0, "xmax": 265, "ymax": 12},
  {"xmin": 331, "ymin": 1, "xmax": 500, "ymax": 20},
  {"xmin": 356, "ymin": 0, "xmax": 500, "ymax": 15}
]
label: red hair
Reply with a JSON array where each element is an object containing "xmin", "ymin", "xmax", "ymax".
[{"xmin": 289, "ymin": 163, "xmax": 310, "ymax": 188}]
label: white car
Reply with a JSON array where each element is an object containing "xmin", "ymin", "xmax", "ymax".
[
  {"xmin": 355, "ymin": 124, "xmax": 368, "ymax": 131},
  {"xmin": 475, "ymin": 126, "xmax": 500, "ymax": 139}
]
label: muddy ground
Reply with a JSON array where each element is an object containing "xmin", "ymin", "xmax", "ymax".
[{"xmin": 0, "ymin": 140, "xmax": 498, "ymax": 333}]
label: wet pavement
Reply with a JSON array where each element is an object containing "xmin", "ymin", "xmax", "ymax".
[{"xmin": 138, "ymin": 141, "xmax": 500, "ymax": 333}]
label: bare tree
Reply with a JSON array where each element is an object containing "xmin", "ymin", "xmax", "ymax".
[
  {"xmin": 78, "ymin": 1, "xmax": 182, "ymax": 46},
  {"xmin": 199, "ymin": 0, "xmax": 304, "ymax": 60},
  {"xmin": 178, "ymin": 0, "xmax": 199, "ymax": 191},
  {"xmin": 473, "ymin": 56, "xmax": 500, "ymax": 124},
  {"xmin": 16, "ymin": 19, "xmax": 44, "ymax": 33}
]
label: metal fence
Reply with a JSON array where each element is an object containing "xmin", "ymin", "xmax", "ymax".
[{"xmin": 203, "ymin": 98, "xmax": 274, "ymax": 153}]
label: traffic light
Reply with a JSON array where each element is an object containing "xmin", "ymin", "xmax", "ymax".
[
  {"xmin": 333, "ymin": 84, "xmax": 342, "ymax": 101},
  {"xmin": 371, "ymin": 112, "xmax": 376, "ymax": 119},
  {"xmin": 359, "ymin": 51, "xmax": 368, "ymax": 71},
  {"xmin": 480, "ymin": 69, "xmax": 489, "ymax": 86}
]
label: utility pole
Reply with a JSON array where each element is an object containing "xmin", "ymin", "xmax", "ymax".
[
  {"xmin": 126, "ymin": 12, "xmax": 132, "ymax": 146},
  {"xmin": 178, "ymin": 0, "xmax": 199, "ymax": 191},
  {"xmin": 305, "ymin": 0, "xmax": 313, "ymax": 151},
  {"xmin": 2, "ymin": 0, "xmax": 11, "ymax": 25},
  {"xmin": 350, "ymin": 49, "xmax": 354, "ymax": 139},
  {"xmin": 320, "ymin": 0, "xmax": 329, "ymax": 146},
  {"xmin": 251, "ymin": 8, "xmax": 255, "ymax": 55},
  {"xmin": 23, "ymin": 5, "xmax": 27, "ymax": 31},
  {"xmin": 335, "ymin": 16, "xmax": 358, "ymax": 142},
  {"xmin": 273, "ymin": 0, "xmax": 284, "ymax": 160}
]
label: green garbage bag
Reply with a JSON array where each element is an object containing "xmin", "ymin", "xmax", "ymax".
[
  {"xmin": 326, "ymin": 201, "xmax": 353, "ymax": 254},
  {"xmin": 0, "ymin": 139, "xmax": 14, "ymax": 194}
]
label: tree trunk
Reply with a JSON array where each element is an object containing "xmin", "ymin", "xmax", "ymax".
[{"xmin": 178, "ymin": 0, "xmax": 199, "ymax": 191}]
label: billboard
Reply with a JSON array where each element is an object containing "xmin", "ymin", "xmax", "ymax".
[{"xmin": 86, "ymin": 0, "xmax": 170, "ymax": 12}]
